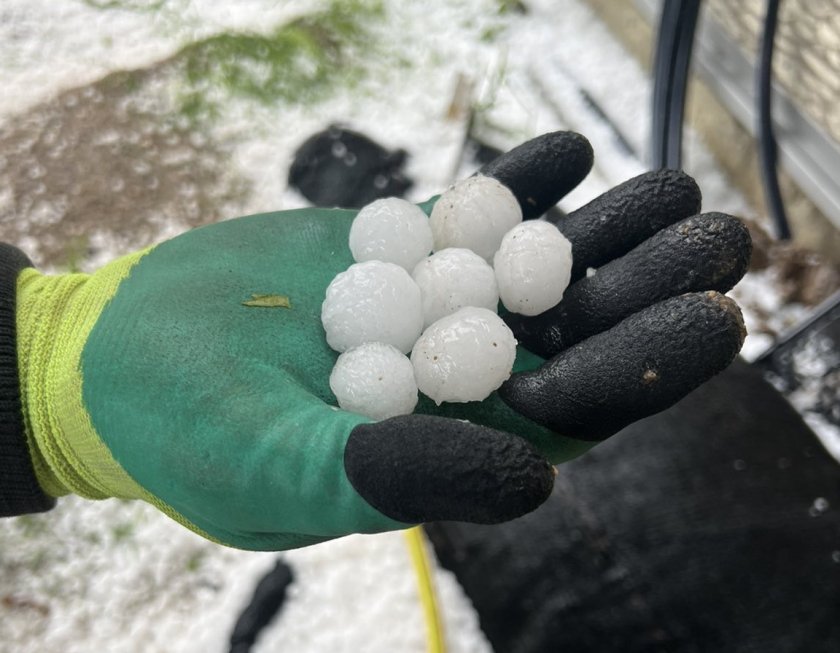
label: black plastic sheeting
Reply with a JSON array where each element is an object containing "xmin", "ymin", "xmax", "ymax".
[
  {"xmin": 756, "ymin": 291, "xmax": 840, "ymax": 430},
  {"xmin": 426, "ymin": 360, "xmax": 840, "ymax": 653},
  {"xmin": 228, "ymin": 558, "xmax": 294, "ymax": 653},
  {"xmin": 288, "ymin": 125, "xmax": 412, "ymax": 208}
]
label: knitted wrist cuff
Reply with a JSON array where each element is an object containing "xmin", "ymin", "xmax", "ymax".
[{"xmin": 0, "ymin": 243, "xmax": 55, "ymax": 516}]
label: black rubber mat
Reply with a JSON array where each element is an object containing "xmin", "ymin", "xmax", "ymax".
[{"xmin": 426, "ymin": 359, "xmax": 840, "ymax": 653}]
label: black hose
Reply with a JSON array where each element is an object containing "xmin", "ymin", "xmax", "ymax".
[
  {"xmin": 651, "ymin": 1, "xmax": 702, "ymax": 170},
  {"xmin": 651, "ymin": 1, "xmax": 683, "ymax": 169},
  {"xmin": 665, "ymin": 1, "xmax": 701, "ymax": 169},
  {"xmin": 757, "ymin": 0, "xmax": 792, "ymax": 240}
]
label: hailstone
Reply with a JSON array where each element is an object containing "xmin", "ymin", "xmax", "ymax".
[
  {"xmin": 330, "ymin": 343, "xmax": 418, "ymax": 420},
  {"xmin": 412, "ymin": 248, "xmax": 499, "ymax": 328},
  {"xmin": 429, "ymin": 175, "xmax": 522, "ymax": 262},
  {"xmin": 321, "ymin": 260, "xmax": 423, "ymax": 353},
  {"xmin": 349, "ymin": 197, "xmax": 433, "ymax": 271},
  {"xmin": 411, "ymin": 307, "xmax": 517, "ymax": 405},
  {"xmin": 494, "ymin": 220, "xmax": 573, "ymax": 316}
]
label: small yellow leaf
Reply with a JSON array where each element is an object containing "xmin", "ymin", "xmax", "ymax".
[{"xmin": 242, "ymin": 293, "xmax": 291, "ymax": 308}]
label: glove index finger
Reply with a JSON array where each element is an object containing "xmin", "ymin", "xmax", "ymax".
[
  {"xmin": 499, "ymin": 292, "xmax": 746, "ymax": 442},
  {"xmin": 505, "ymin": 212, "xmax": 752, "ymax": 358},
  {"xmin": 559, "ymin": 169, "xmax": 702, "ymax": 280},
  {"xmin": 479, "ymin": 131, "xmax": 594, "ymax": 219},
  {"xmin": 344, "ymin": 414, "xmax": 555, "ymax": 524},
  {"xmin": 417, "ymin": 131, "xmax": 594, "ymax": 219}
]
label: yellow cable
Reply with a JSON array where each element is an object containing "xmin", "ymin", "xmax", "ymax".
[{"xmin": 404, "ymin": 526, "xmax": 447, "ymax": 653}]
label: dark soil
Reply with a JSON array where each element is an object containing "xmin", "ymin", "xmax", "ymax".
[{"xmin": 0, "ymin": 68, "xmax": 248, "ymax": 269}]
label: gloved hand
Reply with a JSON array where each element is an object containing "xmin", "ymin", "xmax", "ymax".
[{"xmin": 15, "ymin": 132, "xmax": 750, "ymax": 551}]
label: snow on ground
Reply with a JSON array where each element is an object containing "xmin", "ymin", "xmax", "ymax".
[
  {"xmin": 0, "ymin": 0, "xmax": 317, "ymax": 118},
  {"xmin": 0, "ymin": 495, "xmax": 490, "ymax": 653},
  {"xmin": 1, "ymin": 1, "xmax": 837, "ymax": 652}
]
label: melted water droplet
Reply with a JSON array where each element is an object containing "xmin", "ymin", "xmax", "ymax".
[
  {"xmin": 732, "ymin": 459, "xmax": 746, "ymax": 471},
  {"xmin": 132, "ymin": 160, "xmax": 152, "ymax": 176},
  {"xmin": 27, "ymin": 163, "xmax": 45, "ymax": 180},
  {"xmin": 808, "ymin": 497, "xmax": 830, "ymax": 517}
]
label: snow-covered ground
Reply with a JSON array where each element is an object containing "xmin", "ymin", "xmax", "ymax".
[{"xmin": 1, "ymin": 1, "xmax": 837, "ymax": 652}]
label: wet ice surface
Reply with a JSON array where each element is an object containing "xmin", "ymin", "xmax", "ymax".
[
  {"xmin": 1, "ymin": 0, "xmax": 837, "ymax": 651},
  {"xmin": 413, "ymin": 248, "xmax": 499, "ymax": 328},
  {"xmin": 349, "ymin": 197, "xmax": 433, "ymax": 270},
  {"xmin": 494, "ymin": 220, "xmax": 572, "ymax": 316},
  {"xmin": 322, "ymin": 260, "xmax": 423, "ymax": 354},
  {"xmin": 329, "ymin": 342, "xmax": 418, "ymax": 420},
  {"xmin": 411, "ymin": 307, "xmax": 517, "ymax": 404},
  {"xmin": 429, "ymin": 175, "xmax": 522, "ymax": 261}
]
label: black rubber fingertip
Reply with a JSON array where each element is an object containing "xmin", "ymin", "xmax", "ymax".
[
  {"xmin": 505, "ymin": 212, "xmax": 753, "ymax": 357},
  {"xmin": 480, "ymin": 131, "xmax": 594, "ymax": 219},
  {"xmin": 344, "ymin": 415, "xmax": 555, "ymax": 524},
  {"xmin": 499, "ymin": 292, "xmax": 746, "ymax": 441},
  {"xmin": 561, "ymin": 168, "xmax": 702, "ymax": 279}
]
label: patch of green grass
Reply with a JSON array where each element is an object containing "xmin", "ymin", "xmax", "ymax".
[
  {"xmin": 26, "ymin": 548, "xmax": 51, "ymax": 574},
  {"xmin": 14, "ymin": 515, "xmax": 49, "ymax": 539},
  {"xmin": 84, "ymin": 531, "xmax": 103, "ymax": 545},
  {"xmin": 185, "ymin": 549, "xmax": 206, "ymax": 573},
  {"xmin": 111, "ymin": 521, "xmax": 135, "ymax": 542},
  {"xmin": 480, "ymin": 24, "xmax": 505, "ymax": 43},
  {"xmin": 60, "ymin": 236, "xmax": 91, "ymax": 273},
  {"xmin": 496, "ymin": 0, "xmax": 527, "ymax": 14},
  {"xmin": 176, "ymin": 0, "xmax": 384, "ymax": 122}
]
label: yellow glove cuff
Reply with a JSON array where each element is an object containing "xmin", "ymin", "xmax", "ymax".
[{"xmin": 16, "ymin": 251, "xmax": 149, "ymax": 500}]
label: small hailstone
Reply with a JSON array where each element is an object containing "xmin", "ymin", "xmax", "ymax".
[
  {"xmin": 494, "ymin": 220, "xmax": 573, "ymax": 316},
  {"xmin": 349, "ymin": 197, "xmax": 433, "ymax": 271},
  {"xmin": 330, "ymin": 343, "xmax": 418, "ymax": 420},
  {"xmin": 412, "ymin": 248, "xmax": 499, "ymax": 328},
  {"xmin": 411, "ymin": 307, "xmax": 517, "ymax": 405},
  {"xmin": 429, "ymin": 175, "xmax": 522, "ymax": 262},
  {"xmin": 322, "ymin": 260, "xmax": 423, "ymax": 353}
]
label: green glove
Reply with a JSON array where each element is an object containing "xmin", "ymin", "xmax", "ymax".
[{"xmin": 15, "ymin": 132, "xmax": 750, "ymax": 551}]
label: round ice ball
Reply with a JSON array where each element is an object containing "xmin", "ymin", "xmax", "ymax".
[
  {"xmin": 411, "ymin": 307, "xmax": 517, "ymax": 405},
  {"xmin": 412, "ymin": 248, "xmax": 499, "ymax": 328},
  {"xmin": 494, "ymin": 220, "xmax": 573, "ymax": 316},
  {"xmin": 349, "ymin": 198, "xmax": 433, "ymax": 271},
  {"xmin": 330, "ymin": 343, "xmax": 418, "ymax": 420},
  {"xmin": 322, "ymin": 260, "xmax": 423, "ymax": 353},
  {"xmin": 429, "ymin": 175, "xmax": 523, "ymax": 262}
]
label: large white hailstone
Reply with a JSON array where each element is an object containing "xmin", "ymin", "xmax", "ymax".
[
  {"xmin": 429, "ymin": 175, "xmax": 522, "ymax": 262},
  {"xmin": 412, "ymin": 248, "xmax": 499, "ymax": 328},
  {"xmin": 330, "ymin": 343, "xmax": 418, "ymax": 420},
  {"xmin": 349, "ymin": 197, "xmax": 433, "ymax": 271},
  {"xmin": 411, "ymin": 307, "xmax": 517, "ymax": 405},
  {"xmin": 494, "ymin": 220, "xmax": 573, "ymax": 316},
  {"xmin": 322, "ymin": 260, "xmax": 423, "ymax": 353}
]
